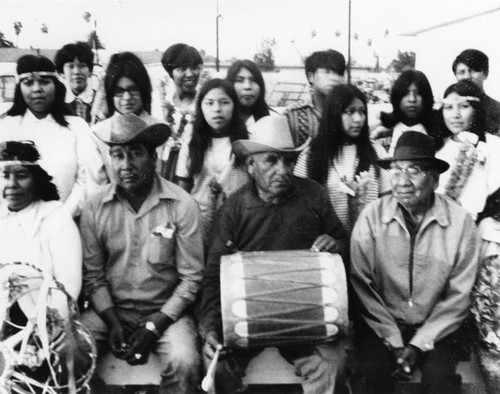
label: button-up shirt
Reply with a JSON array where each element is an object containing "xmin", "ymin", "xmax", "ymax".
[
  {"xmin": 65, "ymin": 83, "xmax": 96, "ymax": 124},
  {"xmin": 199, "ymin": 176, "xmax": 349, "ymax": 337},
  {"xmin": 350, "ymin": 193, "xmax": 479, "ymax": 351},
  {"xmin": 80, "ymin": 174, "xmax": 204, "ymax": 321}
]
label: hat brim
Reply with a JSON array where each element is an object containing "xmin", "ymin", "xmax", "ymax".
[
  {"xmin": 99, "ymin": 123, "xmax": 171, "ymax": 148},
  {"xmin": 232, "ymin": 140, "xmax": 304, "ymax": 157},
  {"xmin": 376, "ymin": 155, "xmax": 450, "ymax": 174}
]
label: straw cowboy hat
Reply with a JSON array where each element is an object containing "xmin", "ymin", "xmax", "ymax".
[
  {"xmin": 376, "ymin": 131, "xmax": 449, "ymax": 173},
  {"xmin": 94, "ymin": 113, "xmax": 171, "ymax": 148},
  {"xmin": 232, "ymin": 116, "xmax": 305, "ymax": 156}
]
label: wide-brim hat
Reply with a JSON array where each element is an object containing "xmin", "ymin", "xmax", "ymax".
[
  {"xmin": 95, "ymin": 113, "xmax": 171, "ymax": 148},
  {"xmin": 376, "ymin": 131, "xmax": 449, "ymax": 174},
  {"xmin": 233, "ymin": 116, "xmax": 304, "ymax": 156}
]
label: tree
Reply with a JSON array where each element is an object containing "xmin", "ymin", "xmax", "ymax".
[
  {"xmin": 389, "ymin": 51, "xmax": 416, "ymax": 73},
  {"xmin": 253, "ymin": 37, "xmax": 276, "ymax": 71},
  {"xmin": 13, "ymin": 21, "xmax": 22, "ymax": 47},
  {"xmin": 0, "ymin": 31, "xmax": 14, "ymax": 48},
  {"xmin": 87, "ymin": 31, "xmax": 105, "ymax": 50}
]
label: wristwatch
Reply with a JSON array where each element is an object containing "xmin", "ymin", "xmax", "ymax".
[{"xmin": 145, "ymin": 321, "xmax": 160, "ymax": 337}]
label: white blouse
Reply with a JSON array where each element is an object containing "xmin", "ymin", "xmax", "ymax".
[
  {"xmin": 0, "ymin": 111, "xmax": 101, "ymax": 217},
  {"xmin": 436, "ymin": 133, "xmax": 500, "ymax": 219}
]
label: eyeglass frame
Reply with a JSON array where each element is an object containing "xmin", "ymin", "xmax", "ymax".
[
  {"xmin": 113, "ymin": 86, "xmax": 141, "ymax": 98},
  {"xmin": 388, "ymin": 165, "xmax": 429, "ymax": 180}
]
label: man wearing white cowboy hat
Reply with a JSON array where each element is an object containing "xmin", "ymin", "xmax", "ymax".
[
  {"xmin": 80, "ymin": 114, "xmax": 204, "ymax": 393},
  {"xmin": 199, "ymin": 115, "xmax": 349, "ymax": 393},
  {"xmin": 350, "ymin": 131, "xmax": 479, "ymax": 394}
]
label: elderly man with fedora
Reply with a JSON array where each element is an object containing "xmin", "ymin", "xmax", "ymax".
[
  {"xmin": 350, "ymin": 131, "xmax": 479, "ymax": 394},
  {"xmin": 199, "ymin": 115, "xmax": 349, "ymax": 394},
  {"xmin": 80, "ymin": 114, "xmax": 204, "ymax": 393}
]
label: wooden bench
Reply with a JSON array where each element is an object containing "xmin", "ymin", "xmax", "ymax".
[{"xmin": 96, "ymin": 352, "xmax": 160, "ymax": 394}]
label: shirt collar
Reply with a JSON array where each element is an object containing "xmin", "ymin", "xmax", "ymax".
[
  {"xmin": 103, "ymin": 173, "xmax": 181, "ymax": 205},
  {"xmin": 244, "ymin": 178, "xmax": 301, "ymax": 209},
  {"xmin": 64, "ymin": 82, "xmax": 95, "ymax": 104},
  {"xmin": 23, "ymin": 109, "xmax": 57, "ymax": 124},
  {"xmin": 381, "ymin": 194, "xmax": 450, "ymax": 227}
]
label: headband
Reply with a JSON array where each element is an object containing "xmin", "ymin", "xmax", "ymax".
[
  {"xmin": 0, "ymin": 160, "xmax": 40, "ymax": 166},
  {"xmin": 16, "ymin": 71, "xmax": 58, "ymax": 84},
  {"xmin": 442, "ymin": 95, "xmax": 480, "ymax": 105}
]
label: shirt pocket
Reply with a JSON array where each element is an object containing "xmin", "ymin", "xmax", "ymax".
[{"xmin": 147, "ymin": 224, "xmax": 176, "ymax": 265}]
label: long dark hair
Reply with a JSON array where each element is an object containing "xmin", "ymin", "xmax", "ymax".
[
  {"xmin": 381, "ymin": 69, "xmax": 436, "ymax": 130},
  {"xmin": 438, "ymin": 79, "xmax": 486, "ymax": 148},
  {"xmin": 104, "ymin": 52, "xmax": 152, "ymax": 116},
  {"xmin": 226, "ymin": 59, "xmax": 270, "ymax": 121},
  {"xmin": 308, "ymin": 84, "xmax": 378, "ymax": 184},
  {"xmin": 7, "ymin": 55, "xmax": 71, "ymax": 127},
  {"xmin": 189, "ymin": 78, "xmax": 248, "ymax": 177}
]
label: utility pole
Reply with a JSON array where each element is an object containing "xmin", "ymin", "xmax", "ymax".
[
  {"xmin": 216, "ymin": 0, "xmax": 221, "ymax": 72},
  {"xmin": 347, "ymin": 0, "xmax": 352, "ymax": 84}
]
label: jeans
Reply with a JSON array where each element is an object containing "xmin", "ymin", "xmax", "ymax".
[{"xmin": 81, "ymin": 308, "xmax": 201, "ymax": 394}]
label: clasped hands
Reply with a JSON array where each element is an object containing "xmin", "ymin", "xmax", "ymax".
[
  {"xmin": 392, "ymin": 345, "xmax": 421, "ymax": 381},
  {"xmin": 108, "ymin": 311, "xmax": 170, "ymax": 365}
]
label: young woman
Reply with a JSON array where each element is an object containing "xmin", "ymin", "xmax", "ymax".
[
  {"xmin": 226, "ymin": 59, "xmax": 274, "ymax": 128},
  {"xmin": 159, "ymin": 43, "xmax": 210, "ymax": 180},
  {"xmin": 176, "ymin": 78, "xmax": 248, "ymax": 242},
  {"xmin": 372, "ymin": 69, "xmax": 440, "ymax": 155},
  {"xmin": 295, "ymin": 84, "xmax": 390, "ymax": 232},
  {"xmin": 0, "ymin": 55, "xmax": 99, "ymax": 217},
  {"xmin": 92, "ymin": 52, "xmax": 166, "ymax": 183},
  {"xmin": 435, "ymin": 79, "xmax": 500, "ymax": 220}
]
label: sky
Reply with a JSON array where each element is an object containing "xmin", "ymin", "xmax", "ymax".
[{"xmin": 1, "ymin": 0, "xmax": 500, "ymax": 66}]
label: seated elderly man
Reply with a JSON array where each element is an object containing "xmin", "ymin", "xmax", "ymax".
[
  {"xmin": 350, "ymin": 131, "xmax": 479, "ymax": 394},
  {"xmin": 80, "ymin": 114, "xmax": 204, "ymax": 393},
  {"xmin": 199, "ymin": 115, "xmax": 349, "ymax": 394}
]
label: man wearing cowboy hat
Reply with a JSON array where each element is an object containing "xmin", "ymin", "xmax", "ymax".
[
  {"xmin": 350, "ymin": 131, "xmax": 479, "ymax": 394},
  {"xmin": 199, "ymin": 115, "xmax": 349, "ymax": 394},
  {"xmin": 80, "ymin": 114, "xmax": 204, "ymax": 393}
]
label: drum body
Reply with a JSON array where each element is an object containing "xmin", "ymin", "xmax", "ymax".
[{"xmin": 221, "ymin": 250, "xmax": 348, "ymax": 348}]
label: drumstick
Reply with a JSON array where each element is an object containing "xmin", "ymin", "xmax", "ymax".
[{"xmin": 201, "ymin": 344, "xmax": 223, "ymax": 392}]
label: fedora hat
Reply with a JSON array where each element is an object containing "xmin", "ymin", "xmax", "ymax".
[
  {"xmin": 233, "ymin": 116, "xmax": 304, "ymax": 156},
  {"xmin": 376, "ymin": 131, "xmax": 449, "ymax": 173},
  {"xmin": 94, "ymin": 113, "xmax": 171, "ymax": 147}
]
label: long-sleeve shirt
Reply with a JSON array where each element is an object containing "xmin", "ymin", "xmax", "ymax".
[
  {"xmin": 0, "ymin": 200, "xmax": 82, "ymax": 316},
  {"xmin": 350, "ymin": 193, "xmax": 479, "ymax": 351},
  {"xmin": 80, "ymin": 174, "xmax": 204, "ymax": 321},
  {"xmin": 199, "ymin": 176, "xmax": 349, "ymax": 337},
  {"xmin": 0, "ymin": 111, "xmax": 101, "ymax": 217}
]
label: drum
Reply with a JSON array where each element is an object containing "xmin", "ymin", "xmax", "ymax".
[{"xmin": 221, "ymin": 250, "xmax": 348, "ymax": 348}]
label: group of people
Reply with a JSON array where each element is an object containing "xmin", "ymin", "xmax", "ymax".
[{"xmin": 0, "ymin": 40, "xmax": 499, "ymax": 394}]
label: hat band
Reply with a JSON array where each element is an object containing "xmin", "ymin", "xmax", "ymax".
[
  {"xmin": 393, "ymin": 146, "xmax": 435, "ymax": 160},
  {"xmin": 17, "ymin": 71, "xmax": 58, "ymax": 83}
]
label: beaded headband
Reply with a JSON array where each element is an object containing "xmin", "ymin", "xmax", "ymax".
[
  {"xmin": 16, "ymin": 71, "xmax": 58, "ymax": 83},
  {"xmin": 442, "ymin": 95, "xmax": 480, "ymax": 105},
  {"xmin": 0, "ymin": 160, "xmax": 40, "ymax": 166}
]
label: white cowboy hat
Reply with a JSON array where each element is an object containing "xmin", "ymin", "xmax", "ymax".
[
  {"xmin": 94, "ymin": 113, "xmax": 170, "ymax": 148},
  {"xmin": 232, "ymin": 116, "xmax": 305, "ymax": 156}
]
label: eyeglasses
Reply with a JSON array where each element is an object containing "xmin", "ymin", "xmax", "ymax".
[
  {"xmin": 114, "ymin": 86, "xmax": 141, "ymax": 97},
  {"xmin": 389, "ymin": 166, "xmax": 428, "ymax": 180}
]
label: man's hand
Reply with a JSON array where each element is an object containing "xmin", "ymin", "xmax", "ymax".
[
  {"xmin": 203, "ymin": 330, "xmax": 223, "ymax": 360},
  {"xmin": 392, "ymin": 345, "xmax": 421, "ymax": 380},
  {"xmin": 123, "ymin": 312, "xmax": 173, "ymax": 366},
  {"xmin": 311, "ymin": 234, "xmax": 341, "ymax": 253},
  {"xmin": 99, "ymin": 308, "xmax": 129, "ymax": 359},
  {"xmin": 123, "ymin": 327, "xmax": 157, "ymax": 365}
]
